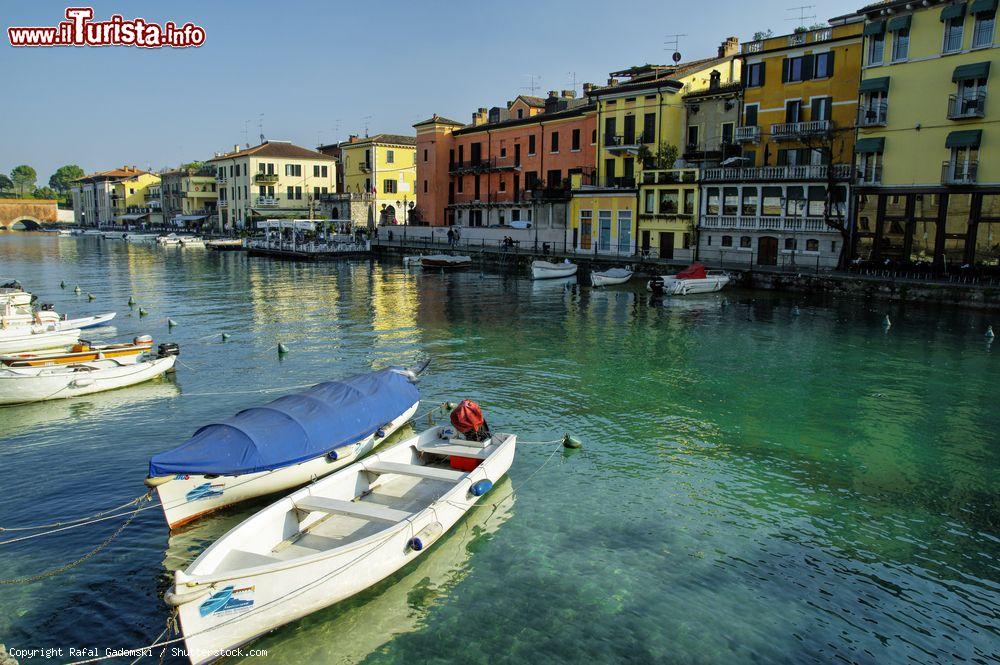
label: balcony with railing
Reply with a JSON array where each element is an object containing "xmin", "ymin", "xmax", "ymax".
[
  {"xmin": 358, "ymin": 161, "xmax": 372, "ymax": 173},
  {"xmin": 599, "ymin": 176, "xmax": 637, "ymax": 189},
  {"xmin": 215, "ymin": 175, "xmax": 228, "ymax": 184},
  {"xmin": 321, "ymin": 192, "xmax": 374, "ymax": 203},
  {"xmin": 771, "ymin": 120, "xmax": 832, "ymax": 141},
  {"xmin": 255, "ymin": 196, "xmax": 280, "ymax": 208},
  {"xmin": 858, "ymin": 102, "xmax": 888, "ymax": 127},
  {"xmin": 735, "ymin": 125, "xmax": 761, "ymax": 143},
  {"xmin": 947, "ymin": 92, "xmax": 986, "ymax": 120},
  {"xmin": 941, "ymin": 161, "xmax": 978, "ymax": 185},
  {"xmin": 701, "ymin": 164, "xmax": 854, "ymax": 182},
  {"xmin": 701, "ymin": 215, "xmax": 833, "ymax": 233},
  {"xmin": 604, "ymin": 133, "xmax": 652, "ymax": 151},
  {"xmin": 217, "ymin": 199, "xmax": 229, "ymax": 208},
  {"xmin": 641, "ymin": 168, "xmax": 699, "ymax": 185},
  {"xmin": 741, "ymin": 40, "xmax": 764, "ymax": 54},
  {"xmin": 254, "ymin": 172, "xmax": 280, "ymax": 184},
  {"xmin": 449, "ymin": 157, "xmax": 519, "ymax": 174}
]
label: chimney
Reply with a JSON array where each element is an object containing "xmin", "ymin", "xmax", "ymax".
[
  {"xmin": 718, "ymin": 36, "xmax": 739, "ymax": 58},
  {"xmin": 582, "ymin": 82, "xmax": 594, "ymax": 94},
  {"xmin": 233, "ymin": 144, "xmax": 240, "ymax": 153},
  {"xmin": 472, "ymin": 108, "xmax": 488, "ymax": 126},
  {"xmin": 607, "ymin": 77, "xmax": 619, "ymax": 86},
  {"xmin": 709, "ymin": 70, "xmax": 721, "ymax": 90},
  {"xmin": 561, "ymin": 90, "xmax": 576, "ymax": 99},
  {"xmin": 348, "ymin": 134, "xmax": 359, "ymax": 143}
]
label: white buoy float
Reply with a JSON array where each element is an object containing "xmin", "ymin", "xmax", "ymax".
[
  {"xmin": 168, "ymin": 319, "xmax": 178, "ymax": 328},
  {"xmin": 277, "ymin": 343, "xmax": 289, "ymax": 355},
  {"xmin": 883, "ymin": 315, "xmax": 891, "ymax": 329},
  {"xmin": 987, "ymin": 325, "xmax": 995, "ymax": 339}
]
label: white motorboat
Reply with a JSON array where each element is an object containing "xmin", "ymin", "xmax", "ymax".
[
  {"xmin": 402, "ymin": 255, "xmax": 425, "ymax": 267},
  {"xmin": 179, "ymin": 236, "xmax": 205, "ymax": 247},
  {"xmin": 158, "ymin": 234, "xmax": 182, "ymax": 245},
  {"xmin": 531, "ymin": 260, "xmax": 578, "ymax": 280},
  {"xmin": 82, "ymin": 229, "xmax": 104, "ymax": 236},
  {"xmin": 0, "ymin": 281, "xmax": 32, "ymax": 307},
  {"xmin": 420, "ymin": 254, "xmax": 472, "ymax": 269},
  {"xmin": 102, "ymin": 231, "xmax": 127, "ymax": 240},
  {"xmin": 0, "ymin": 327, "xmax": 81, "ymax": 354},
  {"xmin": 590, "ymin": 267, "xmax": 633, "ymax": 287},
  {"xmin": 0, "ymin": 347, "xmax": 177, "ymax": 405},
  {"xmin": 58, "ymin": 229, "xmax": 74, "ymax": 236},
  {"xmin": 647, "ymin": 262, "xmax": 731, "ymax": 295},
  {"xmin": 1, "ymin": 335, "xmax": 154, "ymax": 367},
  {"xmin": 146, "ymin": 365, "xmax": 425, "ymax": 529},
  {"xmin": 124, "ymin": 233, "xmax": 158, "ymax": 243},
  {"xmin": 56, "ymin": 312, "xmax": 117, "ymax": 330},
  {"xmin": 3, "ymin": 299, "xmax": 116, "ymax": 332},
  {"xmin": 165, "ymin": 426, "xmax": 516, "ymax": 664}
]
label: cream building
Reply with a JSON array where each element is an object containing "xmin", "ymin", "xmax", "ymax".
[
  {"xmin": 70, "ymin": 166, "xmax": 160, "ymax": 227},
  {"xmin": 206, "ymin": 140, "xmax": 337, "ymax": 231}
]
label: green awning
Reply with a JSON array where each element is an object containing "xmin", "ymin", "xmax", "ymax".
[
  {"xmin": 971, "ymin": 0, "xmax": 997, "ymax": 14},
  {"xmin": 940, "ymin": 3, "xmax": 967, "ymax": 21},
  {"xmin": 863, "ymin": 20, "xmax": 886, "ymax": 35},
  {"xmin": 946, "ymin": 130, "xmax": 982, "ymax": 148},
  {"xmin": 952, "ymin": 62, "xmax": 991, "ymax": 82},
  {"xmin": 855, "ymin": 137, "xmax": 885, "ymax": 154},
  {"xmin": 859, "ymin": 77, "xmax": 891, "ymax": 93},
  {"xmin": 887, "ymin": 15, "xmax": 912, "ymax": 31}
]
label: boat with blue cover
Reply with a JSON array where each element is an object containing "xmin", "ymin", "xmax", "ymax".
[{"xmin": 146, "ymin": 366, "xmax": 423, "ymax": 529}]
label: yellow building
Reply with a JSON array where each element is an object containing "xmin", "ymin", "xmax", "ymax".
[
  {"xmin": 569, "ymin": 40, "xmax": 741, "ymax": 254},
  {"xmin": 854, "ymin": 0, "xmax": 999, "ymax": 269},
  {"xmin": 70, "ymin": 167, "xmax": 160, "ymax": 227},
  {"xmin": 637, "ymin": 168, "xmax": 699, "ymax": 260},
  {"xmin": 207, "ymin": 140, "xmax": 336, "ymax": 232},
  {"xmin": 336, "ymin": 134, "xmax": 417, "ymax": 226},
  {"xmin": 160, "ymin": 167, "xmax": 218, "ymax": 229}
]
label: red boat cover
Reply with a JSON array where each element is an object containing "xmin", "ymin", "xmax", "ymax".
[
  {"xmin": 676, "ymin": 262, "xmax": 707, "ymax": 280},
  {"xmin": 450, "ymin": 399, "xmax": 485, "ymax": 435}
]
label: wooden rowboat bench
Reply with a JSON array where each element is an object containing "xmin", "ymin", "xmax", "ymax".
[
  {"xmin": 294, "ymin": 496, "xmax": 413, "ymax": 523},
  {"xmin": 362, "ymin": 460, "xmax": 466, "ymax": 482}
]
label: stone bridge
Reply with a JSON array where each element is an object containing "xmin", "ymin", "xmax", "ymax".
[{"xmin": 0, "ymin": 198, "xmax": 59, "ymax": 230}]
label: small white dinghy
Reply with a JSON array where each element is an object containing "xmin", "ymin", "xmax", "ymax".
[
  {"xmin": 0, "ymin": 347, "xmax": 177, "ymax": 405},
  {"xmin": 531, "ymin": 259, "xmax": 578, "ymax": 280},
  {"xmin": 0, "ymin": 327, "xmax": 81, "ymax": 354},
  {"xmin": 166, "ymin": 426, "xmax": 515, "ymax": 664},
  {"xmin": 54, "ymin": 312, "xmax": 117, "ymax": 331},
  {"xmin": 158, "ymin": 234, "xmax": 182, "ymax": 245},
  {"xmin": 590, "ymin": 267, "xmax": 633, "ymax": 287},
  {"xmin": 420, "ymin": 255, "xmax": 472, "ymax": 269},
  {"xmin": 179, "ymin": 236, "xmax": 206, "ymax": 247}
]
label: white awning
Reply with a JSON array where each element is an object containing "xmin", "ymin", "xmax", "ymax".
[{"xmin": 257, "ymin": 219, "xmax": 334, "ymax": 231}]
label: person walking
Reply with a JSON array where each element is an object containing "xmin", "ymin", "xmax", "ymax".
[{"xmin": 447, "ymin": 228, "xmax": 455, "ymax": 247}]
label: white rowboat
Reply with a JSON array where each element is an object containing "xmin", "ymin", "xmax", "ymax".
[
  {"xmin": 531, "ymin": 260, "xmax": 578, "ymax": 280},
  {"xmin": 166, "ymin": 426, "xmax": 516, "ymax": 664},
  {"xmin": 0, "ymin": 353, "xmax": 176, "ymax": 405},
  {"xmin": 590, "ymin": 267, "xmax": 633, "ymax": 287},
  {"xmin": 0, "ymin": 328, "xmax": 81, "ymax": 354},
  {"xmin": 55, "ymin": 312, "xmax": 117, "ymax": 330}
]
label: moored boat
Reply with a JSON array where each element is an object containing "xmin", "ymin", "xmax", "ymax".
[
  {"xmin": 0, "ymin": 346, "xmax": 177, "ymax": 405},
  {"xmin": 124, "ymin": 232, "xmax": 158, "ymax": 243},
  {"xmin": 206, "ymin": 239, "xmax": 243, "ymax": 251},
  {"xmin": 102, "ymin": 231, "xmax": 127, "ymax": 240},
  {"xmin": 179, "ymin": 236, "xmax": 205, "ymax": 247},
  {"xmin": 590, "ymin": 267, "xmax": 633, "ymax": 287},
  {"xmin": 531, "ymin": 259, "xmax": 578, "ymax": 280},
  {"xmin": 1, "ymin": 335, "xmax": 154, "ymax": 367},
  {"xmin": 0, "ymin": 327, "xmax": 82, "ymax": 354},
  {"xmin": 145, "ymin": 366, "xmax": 424, "ymax": 529},
  {"xmin": 157, "ymin": 234, "xmax": 182, "ymax": 245},
  {"xmin": 0, "ymin": 281, "xmax": 33, "ymax": 307},
  {"xmin": 420, "ymin": 254, "xmax": 472, "ymax": 269},
  {"xmin": 165, "ymin": 425, "xmax": 516, "ymax": 663},
  {"xmin": 647, "ymin": 262, "xmax": 730, "ymax": 295}
]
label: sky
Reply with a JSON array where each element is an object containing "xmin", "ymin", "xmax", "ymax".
[{"xmin": 2, "ymin": 0, "xmax": 863, "ymax": 185}]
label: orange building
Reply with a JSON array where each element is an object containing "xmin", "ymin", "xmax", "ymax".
[{"xmin": 415, "ymin": 90, "xmax": 597, "ymax": 229}]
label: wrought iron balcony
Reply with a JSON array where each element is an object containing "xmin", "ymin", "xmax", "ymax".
[
  {"xmin": 358, "ymin": 161, "xmax": 372, "ymax": 173},
  {"xmin": 947, "ymin": 92, "xmax": 986, "ymax": 120},
  {"xmin": 735, "ymin": 126, "xmax": 761, "ymax": 143},
  {"xmin": 217, "ymin": 200, "xmax": 229, "ymax": 207},
  {"xmin": 604, "ymin": 133, "xmax": 651, "ymax": 150},
  {"xmin": 254, "ymin": 172, "xmax": 280, "ymax": 184},
  {"xmin": 255, "ymin": 196, "xmax": 280, "ymax": 207},
  {"xmin": 600, "ymin": 176, "xmax": 637, "ymax": 189},
  {"xmin": 215, "ymin": 175, "xmax": 228, "ymax": 184},
  {"xmin": 858, "ymin": 102, "xmax": 888, "ymax": 127},
  {"xmin": 771, "ymin": 120, "xmax": 832, "ymax": 141},
  {"xmin": 941, "ymin": 161, "xmax": 978, "ymax": 185},
  {"xmin": 449, "ymin": 158, "xmax": 518, "ymax": 174}
]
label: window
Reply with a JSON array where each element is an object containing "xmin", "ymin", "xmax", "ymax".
[
  {"xmin": 706, "ymin": 187, "xmax": 720, "ymax": 215},
  {"xmin": 578, "ymin": 209, "xmax": 593, "ymax": 249},
  {"xmin": 643, "ymin": 113, "xmax": 656, "ymax": 142},
  {"xmin": 313, "ymin": 186, "xmax": 320, "ymax": 197},
  {"xmin": 949, "ymin": 146, "xmax": 979, "ymax": 180},
  {"xmin": 957, "ymin": 77, "xmax": 988, "ymax": 116},
  {"xmin": 383, "ymin": 179, "xmax": 397, "ymax": 194},
  {"xmin": 721, "ymin": 122, "xmax": 734, "ymax": 145},
  {"xmin": 500, "ymin": 146, "xmax": 507, "ymax": 158},
  {"xmin": 423, "ymin": 149, "xmax": 428, "ymax": 161},
  {"xmin": 546, "ymin": 169, "xmax": 562, "ymax": 187},
  {"xmin": 598, "ymin": 210, "xmax": 612, "ymax": 251},
  {"xmin": 892, "ymin": 28, "xmax": 910, "ymax": 61},
  {"xmin": 740, "ymin": 236, "xmax": 752, "ymax": 248},
  {"xmin": 784, "ymin": 55, "xmax": 809, "ymax": 82},
  {"xmin": 742, "ymin": 188, "xmax": 759, "ymax": 216},
  {"xmin": 551, "ymin": 132, "xmax": 559, "ymax": 153},
  {"xmin": 746, "ymin": 62, "xmax": 765, "ymax": 87},
  {"xmin": 517, "ymin": 108, "xmax": 524, "ymax": 119},
  {"xmin": 868, "ymin": 32, "xmax": 885, "ymax": 65},
  {"xmin": 943, "ymin": 16, "xmax": 964, "ymax": 53},
  {"xmin": 528, "ymin": 135, "xmax": 536, "ymax": 154},
  {"xmin": 762, "ymin": 187, "xmax": 782, "ymax": 215},
  {"xmin": 686, "ymin": 125, "xmax": 700, "ymax": 149},
  {"xmin": 744, "ymin": 104, "xmax": 759, "ymax": 127},
  {"xmin": 474, "ymin": 175, "xmax": 481, "ymax": 200},
  {"xmin": 811, "ymin": 97, "xmax": 833, "ymax": 122},
  {"xmin": 386, "ymin": 150, "xmax": 394, "ymax": 164},
  {"xmin": 457, "ymin": 176, "xmax": 463, "ymax": 193},
  {"xmin": 499, "ymin": 179, "xmax": 506, "ymax": 192},
  {"xmin": 313, "ymin": 165, "xmax": 320, "ymax": 177},
  {"xmin": 723, "ymin": 188, "xmax": 739, "ymax": 215},
  {"xmin": 973, "ymin": 11, "xmax": 995, "ymax": 48},
  {"xmin": 859, "ymin": 152, "xmax": 882, "ymax": 183},
  {"xmin": 592, "ymin": 129, "xmax": 597, "ymax": 144},
  {"xmin": 617, "ymin": 210, "xmax": 632, "ymax": 251},
  {"xmin": 721, "ymin": 235, "xmax": 733, "ymax": 247},
  {"xmin": 660, "ymin": 191, "xmax": 679, "ymax": 214},
  {"xmin": 644, "ymin": 190, "xmax": 655, "ymax": 213},
  {"xmin": 862, "ymin": 91, "xmax": 889, "ymax": 125},
  {"xmin": 814, "ymin": 51, "xmax": 834, "ymax": 78},
  {"xmin": 683, "ymin": 190, "xmax": 695, "ymax": 215},
  {"xmin": 284, "ymin": 164, "xmax": 302, "ymax": 177},
  {"xmin": 785, "ymin": 99, "xmax": 802, "ymax": 123},
  {"xmin": 785, "ymin": 238, "xmax": 797, "ymax": 250},
  {"xmin": 808, "ymin": 186, "xmax": 827, "ymax": 216},
  {"xmin": 806, "ymin": 239, "xmax": 820, "ymax": 252},
  {"xmin": 572, "ymin": 129, "xmax": 581, "ymax": 151}
]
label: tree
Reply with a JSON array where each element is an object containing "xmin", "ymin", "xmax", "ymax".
[
  {"xmin": 33, "ymin": 186, "xmax": 59, "ymax": 200},
  {"xmin": 10, "ymin": 165, "xmax": 37, "ymax": 197},
  {"xmin": 0, "ymin": 174, "xmax": 12, "ymax": 195},
  {"xmin": 792, "ymin": 126, "xmax": 855, "ymax": 269},
  {"xmin": 639, "ymin": 142, "xmax": 679, "ymax": 169},
  {"xmin": 752, "ymin": 30, "xmax": 774, "ymax": 41},
  {"xmin": 180, "ymin": 161, "xmax": 205, "ymax": 172},
  {"xmin": 48, "ymin": 164, "xmax": 85, "ymax": 193}
]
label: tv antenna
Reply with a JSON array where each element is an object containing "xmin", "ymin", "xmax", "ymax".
[
  {"xmin": 242, "ymin": 119, "xmax": 249, "ymax": 147},
  {"xmin": 786, "ymin": 5, "xmax": 816, "ymax": 26},
  {"xmin": 664, "ymin": 34, "xmax": 687, "ymax": 68},
  {"xmin": 567, "ymin": 71, "xmax": 578, "ymax": 92},
  {"xmin": 258, "ymin": 113, "xmax": 265, "ymax": 144},
  {"xmin": 521, "ymin": 74, "xmax": 541, "ymax": 95},
  {"xmin": 361, "ymin": 115, "xmax": 373, "ymax": 137}
]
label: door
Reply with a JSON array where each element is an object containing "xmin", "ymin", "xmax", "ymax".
[
  {"xmin": 758, "ymin": 236, "xmax": 778, "ymax": 266},
  {"xmin": 623, "ymin": 115, "xmax": 636, "ymax": 144},
  {"xmin": 598, "ymin": 211, "xmax": 612, "ymax": 251},
  {"xmin": 514, "ymin": 144, "xmax": 521, "ymax": 167},
  {"xmin": 581, "ymin": 219, "xmax": 592, "ymax": 250},
  {"xmin": 641, "ymin": 230, "xmax": 651, "ymax": 252},
  {"xmin": 659, "ymin": 232, "xmax": 674, "ymax": 260}
]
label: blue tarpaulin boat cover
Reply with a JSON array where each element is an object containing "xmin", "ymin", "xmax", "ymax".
[{"xmin": 148, "ymin": 368, "xmax": 419, "ymax": 476}]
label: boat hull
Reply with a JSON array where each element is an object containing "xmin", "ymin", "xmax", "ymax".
[
  {"xmin": 0, "ymin": 328, "xmax": 81, "ymax": 354},
  {"xmin": 153, "ymin": 403, "xmax": 418, "ymax": 529},
  {"xmin": 590, "ymin": 270, "xmax": 633, "ymax": 287},
  {"xmin": 172, "ymin": 431, "xmax": 515, "ymax": 664},
  {"xmin": 648, "ymin": 275, "xmax": 731, "ymax": 295},
  {"xmin": 0, "ymin": 355, "xmax": 175, "ymax": 405},
  {"xmin": 54, "ymin": 312, "xmax": 117, "ymax": 331},
  {"xmin": 419, "ymin": 255, "xmax": 472, "ymax": 269},
  {"xmin": 531, "ymin": 262, "xmax": 578, "ymax": 280}
]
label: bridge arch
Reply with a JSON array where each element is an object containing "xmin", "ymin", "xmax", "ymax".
[{"xmin": 6, "ymin": 216, "xmax": 44, "ymax": 231}]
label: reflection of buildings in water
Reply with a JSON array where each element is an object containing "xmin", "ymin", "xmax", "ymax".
[
  {"xmin": 246, "ymin": 262, "xmax": 342, "ymax": 332},
  {"xmin": 0, "ymin": 378, "xmax": 180, "ymax": 440}
]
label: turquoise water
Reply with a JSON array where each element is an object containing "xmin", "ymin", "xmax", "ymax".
[{"xmin": 0, "ymin": 233, "xmax": 997, "ymax": 664}]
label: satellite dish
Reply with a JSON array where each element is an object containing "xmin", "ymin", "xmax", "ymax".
[{"xmin": 672, "ymin": 51, "xmax": 682, "ymax": 63}]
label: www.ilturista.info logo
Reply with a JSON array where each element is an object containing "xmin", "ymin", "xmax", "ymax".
[{"xmin": 7, "ymin": 7, "xmax": 205, "ymax": 48}]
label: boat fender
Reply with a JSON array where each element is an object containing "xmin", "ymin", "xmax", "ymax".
[
  {"xmin": 407, "ymin": 522, "xmax": 444, "ymax": 552},
  {"xmin": 164, "ymin": 585, "xmax": 211, "ymax": 607},
  {"xmin": 144, "ymin": 475, "xmax": 172, "ymax": 488},
  {"xmin": 135, "ymin": 334, "xmax": 153, "ymax": 345},
  {"xmin": 987, "ymin": 326, "xmax": 995, "ymax": 339},
  {"xmin": 375, "ymin": 428, "xmax": 386, "ymax": 439},
  {"xmin": 563, "ymin": 434, "xmax": 583, "ymax": 449},
  {"xmin": 469, "ymin": 479, "xmax": 493, "ymax": 497},
  {"xmin": 444, "ymin": 401, "xmax": 456, "ymax": 411},
  {"xmin": 74, "ymin": 286, "xmax": 81, "ymax": 294},
  {"xmin": 71, "ymin": 378, "xmax": 95, "ymax": 388},
  {"xmin": 327, "ymin": 445, "xmax": 354, "ymax": 462}
]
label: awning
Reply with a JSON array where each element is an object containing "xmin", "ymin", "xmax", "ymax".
[
  {"xmin": 887, "ymin": 15, "xmax": 912, "ymax": 31},
  {"xmin": 148, "ymin": 368, "xmax": 420, "ymax": 476},
  {"xmin": 177, "ymin": 214, "xmax": 208, "ymax": 221},
  {"xmin": 859, "ymin": 76, "xmax": 891, "ymax": 93},
  {"xmin": 256, "ymin": 219, "xmax": 329, "ymax": 231},
  {"xmin": 863, "ymin": 20, "xmax": 886, "ymax": 35},
  {"xmin": 953, "ymin": 62, "xmax": 991, "ymax": 81},
  {"xmin": 855, "ymin": 137, "xmax": 885, "ymax": 154},
  {"xmin": 940, "ymin": 3, "xmax": 966, "ymax": 20},
  {"xmin": 972, "ymin": 0, "xmax": 997, "ymax": 13},
  {"xmin": 120, "ymin": 213, "xmax": 149, "ymax": 221},
  {"xmin": 946, "ymin": 130, "xmax": 982, "ymax": 148}
]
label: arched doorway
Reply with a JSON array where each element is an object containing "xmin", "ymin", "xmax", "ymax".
[{"xmin": 8, "ymin": 217, "xmax": 43, "ymax": 231}]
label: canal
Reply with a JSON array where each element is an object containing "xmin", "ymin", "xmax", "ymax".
[{"xmin": 0, "ymin": 233, "xmax": 997, "ymax": 664}]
